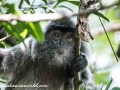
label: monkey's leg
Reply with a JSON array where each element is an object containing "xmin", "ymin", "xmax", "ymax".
[
  {"xmin": 0, "ymin": 48, "xmax": 11, "ymax": 71},
  {"xmin": 64, "ymin": 78, "xmax": 74, "ymax": 90},
  {"xmin": 5, "ymin": 72, "xmax": 22, "ymax": 90},
  {"xmin": 1, "ymin": 55, "xmax": 21, "ymax": 90}
]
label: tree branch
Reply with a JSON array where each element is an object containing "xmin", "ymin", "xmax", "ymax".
[
  {"xmin": 74, "ymin": 0, "xmax": 100, "ymax": 90},
  {"xmin": 0, "ymin": 13, "xmax": 69, "ymax": 22},
  {"xmin": 92, "ymin": 22, "xmax": 120, "ymax": 37},
  {"xmin": 0, "ymin": 1, "xmax": 119, "ymax": 22}
]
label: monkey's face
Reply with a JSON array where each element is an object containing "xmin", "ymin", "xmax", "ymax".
[{"xmin": 47, "ymin": 30, "xmax": 75, "ymax": 56}]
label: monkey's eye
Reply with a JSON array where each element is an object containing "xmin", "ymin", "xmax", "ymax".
[
  {"xmin": 53, "ymin": 32, "xmax": 61, "ymax": 41},
  {"xmin": 66, "ymin": 33, "xmax": 73, "ymax": 43}
]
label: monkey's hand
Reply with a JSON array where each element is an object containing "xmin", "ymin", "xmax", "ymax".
[{"xmin": 67, "ymin": 53, "xmax": 88, "ymax": 78}]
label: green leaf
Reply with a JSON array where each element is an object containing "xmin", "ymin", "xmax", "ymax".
[
  {"xmin": 67, "ymin": 0, "xmax": 80, "ymax": 6},
  {"xmin": 57, "ymin": 5, "xmax": 73, "ymax": 12},
  {"xmin": 57, "ymin": 0, "xmax": 66, "ymax": 3},
  {"xmin": 27, "ymin": 22, "xmax": 44, "ymax": 42},
  {"xmin": 41, "ymin": 6, "xmax": 47, "ymax": 13},
  {"xmin": 42, "ymin": 6, "xmax": 57, "ymax": 13},
  {"xmin": 1, "ymin": 21, "xmax": 44, "ymax": 43},
  {"xmin": 106, "ymin": 8, "xmax": 119, "ymax": 22},
  {"xmin": 33, "ymin": 22, "xmax": 44, "ymax": 42},
  {"xmin": 0, "ymin": 21, "xmax": 24, "ymax": 41},
  {"xmin": 0, "ymin": 78, "xmax": 7, "ymax": 83},
  {"xmin": 0, "ymin": 22, "xmax": 17, "ymax": 38},
  {"xmin": 105, "ymin": 78, "xmax": 113, "ymax": 90},
  {"xmin": 112, "ymin": 87, "xmax": 120, "ymax": 90},
  {"xmin": 9, "ymin": 24, "xmax": 23, "ymax": 40},
  {"xmin": 94, "ymin": 72, "xmax": 110, "ymax": 84},
  {"xmin": 55, "ymin": 0, "xmax": 80, "ymax": 7},
  {"xmin": 31, "ymin": 8, "xmax": 35, "ymax": 13},
  {"xmin": 3, "ymin": 3, "xmax": 18, "ymax": 14},
  {"xmin": 42, "ymin": 0, "xmax": 47, "ymax": 4},
  {"xmin": 30, "ymin": 10, "xmax": 34, "ymax": 14},
  {"xmin": 0, "ymin": 43, "xmax": 5, "ymax": 48},
  {"xmin": 54, "ymin": 0, "xmax": 66, "ymax": 8},
  {"xmin": 47, "ymin": 7, "xmax": 57, "ymax": 13},
  {"xmin": 20, "ymin": 29, "xmax": 28, "ymax": 39},
  {"xmin": 25, "ymin": 0, "xmax": 30, "ymax": 5},
  {"xmin": 93, "ymin": 11, "xmax": 109, "ymax": 22}
]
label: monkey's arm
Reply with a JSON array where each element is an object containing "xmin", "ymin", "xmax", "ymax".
[
  {"xmin": 64, "ymin": 52, "xmax": 88, "ymax": 90},
  {"xmin": 64, "ymin": 40, "xmax": 97, "ymax": 90},
  {"xmin": 0, "ymin": 37, "xmax": 33, "ymax": 70},
  {"xmin": 79, "ymin": 40, "xmax": 97, "ymax": 89},
  {"xmin": 0, "ymin": 37, "xmax": 33, "ymax": 90},
  {"xmin": 0, "ymin": 48, "xmax": 11, "ymax": 74},
  {"xmin": 2, "ymin": 52, "xmax": 31, "ymax": 90}
]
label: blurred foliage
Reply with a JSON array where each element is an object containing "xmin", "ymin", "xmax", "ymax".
[
  {"xmin": 94, "ymin": 72, "xmax": 110, "ymax": 84},
  {"xmin": 0, "ymin": 43, "xmax": 5, "ymax": 48},
  {"xmin": 93, "ymin": 12, "xmax": 109, "ymax": 22},
  {"xmin": 90, "ymin": 32, "xmax": 117, "ymax": 54},
  {"xmin": 112, "ymin": 87, "xmax": 120, "ymax": 90},
  {"xmin": 106, "ymin": 8, "xmax": 120, "ymax": 22},
  {"xmin": 0, "ymin": 1, "xmax": 44, "ymax": 43},
  {"xmin": 105, "ymin": 78, "xmax": 113, "ymax": 90}
]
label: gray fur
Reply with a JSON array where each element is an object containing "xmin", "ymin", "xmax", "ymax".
[{"xmin": 0, "ymin": 18, "xmax": 97, "ymax": 90}]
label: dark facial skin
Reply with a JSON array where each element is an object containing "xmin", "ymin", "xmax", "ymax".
[
  {"xmin": 46, "ymin": 30, "xmax": 88, "ymax": 78},
  {"xmin": 50, "ymin": 30, "xmax": 75, "ymax": 56}
]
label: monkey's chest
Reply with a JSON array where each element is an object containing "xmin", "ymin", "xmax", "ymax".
[
  {"xmin": 38, "ymin": 69, "xmax": 66, "ymax": 90},
  {"xmin": 13, "ymin": 69, "xmax": 66, "ymax": 90}
]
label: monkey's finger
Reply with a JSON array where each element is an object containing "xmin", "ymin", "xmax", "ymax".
[
  {"xmin": 72, "ymin": 59, "xmax": 88, "ymax": 71},
  {"xmin": 77, "ymin": 60, "xmax": 87, "ymax": 71},
  {"xmin": 71, "ymin": 59, "xmax": 84, "ymax": 70}
]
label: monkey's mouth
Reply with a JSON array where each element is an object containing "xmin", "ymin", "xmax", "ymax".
[{"xmin": 56, "ymin": 49, "xmax": 65, "ymax": 55}]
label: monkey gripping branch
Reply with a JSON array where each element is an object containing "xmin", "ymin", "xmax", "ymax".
[{"xmin": 74, "ymin": 0, "xmax": 100, "ymax": 90}]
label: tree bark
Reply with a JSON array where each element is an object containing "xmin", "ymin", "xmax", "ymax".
[{"xmin": 74, "ymin": 0, "xmax": 100, "ymax": 90}]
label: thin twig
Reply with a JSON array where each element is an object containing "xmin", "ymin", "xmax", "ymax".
[
  {"xmin": 91, "ymin": 22, "xmax": 120, "ymax": 36},
  {"xmin": 18, "ymin": 0, "xmax": 24, "ymax": 9},
  {"xmin": 22, "ymin": 1, "xmax": 120, "ymax": 14},
  {"xmin": 0, "ymin": 1, "xmax": 119, "ymax": 22},
  {"xmin": 21, "ymin": 0, "xmax": 56, "ymax": 10},
  {"xmin": 25, "ymin": 0, "xmax": 36, "ymax": 13},
  {"xmin": 0, "ymin": 35, "xmax": 11, "ymax": 42},
  {"xmin": 96, "ymin": 7, "xmax": 119, "ymax": 62},
  {"xmin": 0, "ymin": 0, "xmax": 6, "ymax": 8}
]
